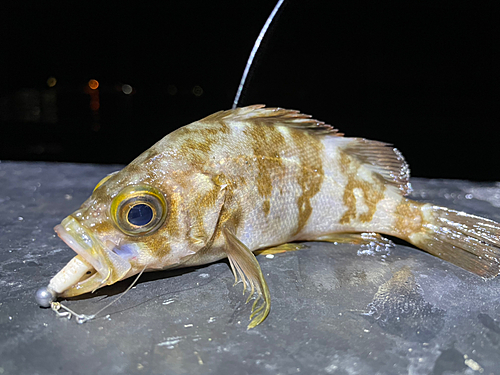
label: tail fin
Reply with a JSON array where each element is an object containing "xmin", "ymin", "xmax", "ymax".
[{"xmin": 404, "ymin": 203, "xmax": 500, "ymax": 278}]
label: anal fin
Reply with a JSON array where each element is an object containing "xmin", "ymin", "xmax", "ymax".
[
  {"xmin": 315, "ymin": 232, "xmax": 394, "ymax": 248},
  {"xmin": 222, "ymin": 227, "xmax": 271, "ymax": 329},
  {"xmin": 254, "ymin": 243, "xmax": 308, "ymax": 256}
]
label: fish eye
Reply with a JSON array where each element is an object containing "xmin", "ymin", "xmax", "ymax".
[
  {"xmin": 127, "ymin": 203, "xmax": 154, "ymax": 226},
  {"xmin": 111, "ymin": 185, "xmax": 167, "ymax": 235}
]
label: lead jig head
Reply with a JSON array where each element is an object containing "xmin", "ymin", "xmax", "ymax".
[{"xmin": 35, "ymin": 286, "xmax": 57, "ymax": 307}]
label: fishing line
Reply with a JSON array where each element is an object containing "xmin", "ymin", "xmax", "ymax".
[
  {"xmin": 232, "ymin": 0, "xmax": 286, "ymax": 109},
  {"xmin": 51, "ymin": 266, "xmax": 147, "ymax": 324}
]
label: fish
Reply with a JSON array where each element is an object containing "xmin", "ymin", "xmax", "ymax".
[{"xmin": 37, "ymin": 105, "xmax": 500, "ymax": 329}]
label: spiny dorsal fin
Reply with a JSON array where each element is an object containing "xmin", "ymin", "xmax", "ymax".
[
  {"xmin": 343, "ymin": 138, "xmax": 412, "ymax": 196},
  {"xmin": 204, "ymin": 106, "xmax": 411, "ymax": 194},
  {"xmin": 203, "ymin": 105, "xmax": 341, "ymax": 135}
]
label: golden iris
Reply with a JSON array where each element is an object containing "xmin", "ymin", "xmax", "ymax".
[{"xmin": 111, "ymin": 185, "xmax": 167, "ymax": 235}]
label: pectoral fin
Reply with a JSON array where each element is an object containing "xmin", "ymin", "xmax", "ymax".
[{"xmin": 222, "ymin": 227, "xmax": 271, "ymax": 329}]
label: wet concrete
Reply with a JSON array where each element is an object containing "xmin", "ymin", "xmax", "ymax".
[{"xmin": 1, "ymin": 161, "xmax": 499, "ymax": 375}]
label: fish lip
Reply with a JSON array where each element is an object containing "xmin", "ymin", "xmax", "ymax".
[
  {"xmin": 54, "ymin": 219, "xmax": 105, "ymax": 278},
  {"xmin": 54, "ymin": 215, "xmax": 132, "ymax": 292}
]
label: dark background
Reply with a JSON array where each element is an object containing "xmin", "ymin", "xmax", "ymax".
[{"xmin": 1, "ymin": 1, "xmax": 498, "ymax": 180}]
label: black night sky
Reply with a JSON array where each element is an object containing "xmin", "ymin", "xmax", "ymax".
[{"xmin": 1, "ymin": 1, "xmax": 498, "ymax": 180}]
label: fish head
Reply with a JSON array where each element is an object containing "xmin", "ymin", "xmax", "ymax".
[{"xmin": 54, "ymin": 156, "xmax": 226, "ymax": 297}]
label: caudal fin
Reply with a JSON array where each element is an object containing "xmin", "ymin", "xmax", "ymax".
[{"xmin": 406, "ymin": 204, "xmax": 500, "ymax": 278}]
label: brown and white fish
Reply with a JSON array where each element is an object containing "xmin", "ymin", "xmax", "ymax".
[{"xmin": 35, "ymin": 105, "xmax": 500, "ymax": 328}]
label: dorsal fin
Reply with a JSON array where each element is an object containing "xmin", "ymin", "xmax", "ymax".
[
  {"xmin": 343, "ymin": 138, "xmax": 412, "ymax": 196},
  {"xmin": 203, "ymin": 105, "xmax": 411, "ymax": 195},
  {"xmin": 203, "ymin": 105, "xmax": 342, "ymax": 135}
]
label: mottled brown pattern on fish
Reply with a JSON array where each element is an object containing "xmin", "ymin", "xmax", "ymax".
[
  {"xmin": 244, "ymin": 125, "xmax": 287, "ymax": 217},
  {"xmin": 338, "ymin": 151, "xmax": 386, "ymax": 225},
  {"xmin": 79, "ymin": 217, "xmax": 115, "ymax": 238},
  {"xmin": 198, "ymin": 110, "xmax": 231, "ymax": 124},
  {"xmin": 76, "ymin": 191, "xmax": 116, "ymax": 234},
  {"xmin": 289, "ymin": 129, "xmax": 325, "ymax": 235},
  {"xmin": 175, "ymin": 120, "xmax": 230, "ymax": 137},
  {"xmin": 394, "ymin": 198, "xmax": 425, "ymax": 240},
  {"xmin": 134, "ymin": 148, "xmax": 160, "ymax": 165},
  {"xmin": 178, "ymin": 138, "xmax": 216, "ymax": 165},
  {"xmin": 262, "ymin": 200, "xmax": 270, "ymax": 216},
  {"xmin": 136, "ymin": 193, "xmax": 181, "ymax": 258},
  {"xmin": 183, "ymin": 175, "xmax": 225, "ymax": 246},
  {"xmin": 168, "ymin": 121, "xmax": 230, "ymax": 165},
  {"xmin": 226, "ymin": 205, "xmax": 244, "ymax": 233},
  {"xmin": 164, "ymin": 192, "xmax": 180, "ymax": 237},
  {"xmin": 235, "ymin": 173, "xmax": 249, "ymax": 191},
  {"xmin": 178, "ymin": 140, "xmax": 212, "ymax": 164},
  {"xmin": 219, "ymin": 172, "xmax": 249, "ymax": 229},
  {"xmin": 139, "ymin": 234, "xmax": 169, "ymax": 259}
]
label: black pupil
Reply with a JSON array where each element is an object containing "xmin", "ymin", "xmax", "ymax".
[{"xmin": 128, "ymin": 204, "xmax": 154, "ymax": 226}]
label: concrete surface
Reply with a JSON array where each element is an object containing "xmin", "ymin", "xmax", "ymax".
[{"xmin": 1, "ymin": 161, "xmax": 500, "ymax": 375}]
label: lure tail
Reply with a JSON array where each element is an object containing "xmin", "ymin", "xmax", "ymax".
[{"xmin": 396, "ymin": 200, "xmax": 500, "ymax": 278}]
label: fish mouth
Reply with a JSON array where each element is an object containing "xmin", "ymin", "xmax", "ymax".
[{"xmin": 53, "ymin": 216, "xmax": 131, "ymax": 297}]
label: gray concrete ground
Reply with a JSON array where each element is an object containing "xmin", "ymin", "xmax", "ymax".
[{"xmin": 1, "ymin": 161, "xmax": 499, "ymax": 375}]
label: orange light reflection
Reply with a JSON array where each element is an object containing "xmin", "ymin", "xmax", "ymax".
[
  {"xmin": 90, "ymin": 101, "xmax": 100, "ymax": 111},
  {"xmin": 88, "ymin": 79, "xmax": 99, "ymax": 90}
]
